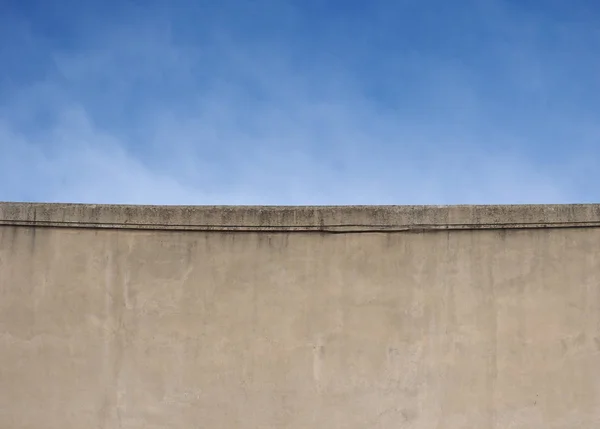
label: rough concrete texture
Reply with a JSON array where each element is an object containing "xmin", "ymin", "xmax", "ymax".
[{"xmin": 1, "ymin": 202, "xmax": 600, "ymax": 428}]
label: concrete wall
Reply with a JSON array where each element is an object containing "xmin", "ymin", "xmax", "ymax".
[{"xmin": 1, "ymin": 202, "xmax": 600, "ymax": 428}]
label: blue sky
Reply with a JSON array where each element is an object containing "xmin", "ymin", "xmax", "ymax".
[{"xmin": 1, "ymin": 0, "xmax": 599, "ymax": 205}]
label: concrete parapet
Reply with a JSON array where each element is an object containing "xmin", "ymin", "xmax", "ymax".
[{"xmin": 2, "ymin": 202, "xmax": 600, "ymax": 231}]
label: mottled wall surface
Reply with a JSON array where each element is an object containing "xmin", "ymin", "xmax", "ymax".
[{"xmin": 1, "ymin": 204, "xmax": 600, "ymax": 428}]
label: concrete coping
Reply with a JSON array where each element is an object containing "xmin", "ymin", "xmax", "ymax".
[{"xmin": 2, "ymin": 202, "xmax": 600, "ymax": 232}]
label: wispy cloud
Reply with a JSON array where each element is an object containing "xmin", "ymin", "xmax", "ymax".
[{"xmin": 1, "ymin": 0, "xmax": 598, "ymax": 205}]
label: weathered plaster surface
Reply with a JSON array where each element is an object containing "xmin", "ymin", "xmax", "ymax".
[{"xmin": 1, "ymin": 203, "xmax": 600, "ymax": 428}]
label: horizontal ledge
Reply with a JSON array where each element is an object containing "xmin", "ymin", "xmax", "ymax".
[{"xmin": 1, "ymin": 202, "xmax": 600, "ymax": 232}]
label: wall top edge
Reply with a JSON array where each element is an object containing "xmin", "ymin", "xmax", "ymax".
[{"xmin": 1, "ymin": 202, "xmax": 600, "ymax": 232}]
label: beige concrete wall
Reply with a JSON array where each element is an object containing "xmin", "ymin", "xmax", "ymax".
[{"xmin": 1, "ymin": 203, "xmax": 600, "ymax": 428}]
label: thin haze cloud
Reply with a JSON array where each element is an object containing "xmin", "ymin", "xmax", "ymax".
[{"xmin": 0, "ymin": 0, "xmax": 598, "ymax": 205}]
